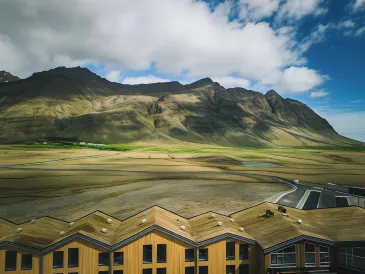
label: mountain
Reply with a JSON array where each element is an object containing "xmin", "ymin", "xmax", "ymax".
[
  {"xmin": 0, "ymin": 66, "xmax": 360, "ymax": 146},
  {"xmin": 0, "ymin": 71, "xmax": 20, "ymax": 83}
]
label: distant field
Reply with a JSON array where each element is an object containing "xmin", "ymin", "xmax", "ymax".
[{"xmin": 0, "ymin": 144, "xmax": 364, "ymax": 222}]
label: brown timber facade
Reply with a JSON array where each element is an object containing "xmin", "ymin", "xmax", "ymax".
[{"xmin": 1, "ymin": 202, "xmax": 364, "ymax": 274}]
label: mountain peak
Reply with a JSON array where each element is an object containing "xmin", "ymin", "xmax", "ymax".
[
  {"xmin": 265, "ymin": 90, "xmax": 281, "ymax": 97},
  {"xmin": 186, "ymin": 77, "xmax": 215, "ymax": 89},
  {"xmin": 0, "ymin": 71, "xmax": 20, "ymax": 83}
]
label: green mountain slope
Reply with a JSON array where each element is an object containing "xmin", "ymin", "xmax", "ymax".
[{"xmin": 0, "ymin": 67, "xmax": 361, "ymax": 146}]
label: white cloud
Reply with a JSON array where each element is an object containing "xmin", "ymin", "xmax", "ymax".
[
  {"xmin": 122, "ymin": 75, "xmax": 170, "ymax": 85},
  {"xmin": 0, "ymin": 0, "xmax": 312, "ymax": 88},
  {"xmin": 355, "ymin": 26, "xmax": 365, "ymax": 36},
  {"xmin": 337, "ymin": 20, "xmax": 356, "ymax": 29},
  {"xmin": 239, "ymin": 0, "xmax": 280, "ymax": 21},
  {"xmin": 105, "ymin": 70, "xmax": 121, "ymax": 82},
  {"xmin": 310, "ymin": 89, "xmax": 329, "ymax": 98},
  {"xmin": 276, "ymin": 0, "xmax": 327, "ymax": 22},
  {"xmin": 212, "ymin": 76, "xmax": 251, "ymax": 89},
  {"xmin": 274, "ymin": 66, "xmax": 326, "ymax": 93},
  {"xmin": 350, "ymin": 0, "xmax": 365, "ymax": 11}
]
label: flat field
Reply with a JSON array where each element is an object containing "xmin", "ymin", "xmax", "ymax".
[{"xmin": 0, "ymin": 144, "xmax": 364, "ymax": 222}]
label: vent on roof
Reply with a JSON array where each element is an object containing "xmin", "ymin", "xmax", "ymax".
[
  {"xmin": 265, "ymin": 210, "xmax": 274, "ymax": 217},
  {"xmin": 217, "ymin": 221, "xmax": 223, "ymax": 226},
  {"xmin": 69, "ymin": 221, "xmax": 75, "ymax": 227},
  {"xmin": 30, "ymin": 219, "xmax": 36, "ymax": 224},
  {"xmin": 239, "ymin": 227, "xmax": 245, "ymax": 232},
  {"xmin": 281, "ymin": 213, "xmax": 288, "ymax": 217},
  {"xmin": 230, "ymin": 218, "xmax": 235, "ymax": 222},
  {"xmin": 101, "ymin": 228, "xmax": 108, "ymax": 233},
  {"xmin": 141, "ymin": 218, "xmax": 147, "ymax": 224},
  {"xmin": 297, "ymin": 219, "xmax": 303, "ymax": 224},
  {"xmin": 211, "ymin": 213, "xmax": 216, "ymax": 218},
  {"xmin": 59, "ymin": 231, "xmax": 65, "ymax": 236},
  {"xmin": 180, "ymin": 225, "xmax": 186, "ymax": 231},
  {"xmin": 278, "ymin": 206, "xmax": 286, "ymax": 213},
  {"xmin": 16, "ymin": 228, "xmax": 22, "ymax": 233},
  {"xmin": 107, "ymin": 218, "xmax": 112, "ymax": 224}
]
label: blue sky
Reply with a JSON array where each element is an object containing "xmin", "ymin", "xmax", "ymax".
[{"xmin": 1, "ymin": 0, "xmax": 364, "ymax": 141}]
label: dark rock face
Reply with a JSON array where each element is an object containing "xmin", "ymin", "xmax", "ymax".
[
  {"xmin": 0, "ymin": 71, "xmax": 20, "ymax": 82},
  {"xmin": 0, "ymin": 67, "xmax": 359, "ymax": 146}
]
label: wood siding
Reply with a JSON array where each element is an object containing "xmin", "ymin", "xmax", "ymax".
[
  {"xmin": 42, "ymin": 238, "xmax": 109, "ymax": 274},
  {"xmin": 197, "ymin": 238, "xmax": 256, "ymax": 274},
  {"xmin": 0, "ymin": 246, "xmax": 40, "ymax": 274},
  {"xmin": 112, "ymin": 230, "xmax": 194, "ymax": 274}
]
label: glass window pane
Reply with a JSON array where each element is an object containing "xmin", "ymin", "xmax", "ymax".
[
  {"xmin": 199, "ymin": 249, "xmax": 208, "ymax": 261},
  {"xmin": 185, "ymin": 249, "xmax": 195, "ymax": 262},
  {"xmin": 68, "ymin": 248, "xmax": 79, "ymax": 268},
  {"xmin": 143, "ymin": 269, "xmax": 152, "ymax": 274},
  {"xmin": 239, "ymin": 244, "xmax": 249, "ymax": 260},
  {"xmin": 143, "ymin": 245, "xmax": 153, "ymax": 264},
  {"xmin": 53, "ymin": 251, "xmax": 64, "ymax": 268},
  {"xmin": 98, "ymin": 252, "xmax": 109, "ymax": 266},
  {"xmin": 157, "ymin": 268, "xmax": 166, "ymax": 274},
  {"xmin": 157, "ymin": 244, "xmax": 167, "ymax": 263},
  {"xmin": 226, "ymin": 265, "xmax": 235, "ymax": 274},
  {"xmin": 305, "ymin": 244, "xmax": 315, "ymax": 252},
  {"xmin": 199, "ymin": 266, "xmax": 208, "ymax": 274},
  {"xmin": 185, "ymin": 266, "xmax": 195, "ymax": 274},
  {"xmin": 21, "ymin": 254, "xmax": 33, "ymax": 270},
  {"xmin": 113, "ymin": 271, "xmax": 123, "ymax": 274},
  {"xmin": 114, "ymin": 252, "xmax": 124, "ymax": 265},
  {"xmin": 320, "ymin": 246, "xmax": 329, "ymax": 253},
  {"xmin": 226, "ymin": 242, "xmax": 235, "ymax": 260},
  {"xmin": 5, "ymin": 251, "xmax": 17, "ymax": 271},
  {"xmin": 239, "ymin": 264, "xmax": 249, "ymax": 274}
]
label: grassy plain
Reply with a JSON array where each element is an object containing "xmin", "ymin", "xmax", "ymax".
[{"xmin": 0, "ymin": 144, "xmax": 364, "ymax": 222}]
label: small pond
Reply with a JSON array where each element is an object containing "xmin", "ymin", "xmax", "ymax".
[{"xmin": 241, "ymin": 161, "xmax": 280, "ymax": 167}]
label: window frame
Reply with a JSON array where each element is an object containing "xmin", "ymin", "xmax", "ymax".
[
  {"xmin": 68, "ymin": 248, "xmax": 79, "ymax": 268},
  {"xmin": 98, "ymin": 252, "xmax": 110, "ymax": 266},
  {"xmin": 21, "ymin": 254, "xmax": 33, "ymax": 270},
  {"xmin": 304, "ymin": 243, "xmax": 316, "ymax": 267},
  {"xmin": 319, "ymin": 246, "xmax": 330, "ymax": 267},
  {"xmin": 239, "ymin": 244, "xmax": 249, "ymax": 260},
  {"xmin": 339, "ymin": 247, "xmax": 365, "ymax": 271},
  {"xmin": 199, "ymin": 248, "xmax": 209, "ymax": 261},
  {"xmin": 114, "ymin": 252, "xmax": 124, "ymax": 266},
  {"xmin": 143, "ymin": 245, "xmax": 153, "ymax": 264},
  {"xmin": 185, "ymin": 248, "xmax": 195, "ymax": 262},
  {"xmin": 157, "ymin": 244, "xmax": 167, "ymax": 263},
  {"xmin": 270, "ymin": 245, "xmax": 297, "ymax": 268},
  {"xmin": 53, "ymin": 251, "xmax": 64, "ymax": 268},
  {"xmin": 5, "ymin": 250, "xmax": 17, "ymax": 271},
  {"xmin": 226, "ymin": 242, "xmax": 235, "ymax": 260}
]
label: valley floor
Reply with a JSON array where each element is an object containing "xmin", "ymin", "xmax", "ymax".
[{"xmin": 0, "ymin": 145, "xmax": 364, "ymax": 222}]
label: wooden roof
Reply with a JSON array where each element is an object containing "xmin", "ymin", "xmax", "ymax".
[{"xmin": 0, "ymin": 203, "xmax": 364, "ymax": 251}]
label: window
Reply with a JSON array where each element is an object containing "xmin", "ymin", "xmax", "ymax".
[
  {"xmin": 21, "ymin": 254, "xmax": 33, "ymax": 270},
  {"xmin": 53, "ymin": 251, "xmax": 64, "ymax": 268},
  {"xmin": 185, "ymin": 249, "xmax": 195, "ymax": 262},
  {"xmin": 114, "ymin": 252, "xmax": 124, "ymax": 265},
  {"xmin": 99, "ymin": 252, "xmax": 110, "ymax": 266},
  {"xmin": 157, "ymin": 268, "xmax": 166, "ymax": 274},
  {"xmin": 271, "ymin": 245, "xmax": 296, "ymax": 267},
  {"xmin": 226, "ymin": 242, "xmax": 235, "ymax": 260},
  {"xmin": 68, "ymin": 248, "xmax": 79, "ymax": 268},
  {"xmin": 68, "ymin": 273, "xmax": 78, "ymax": 274},
  {"xmin": 226, "ymin": 265, "xmax": 235, "ymax": 274},
  {"xmin": 143, "ymin": 269, "xmax": 152, "ymax": 274},
  {"xmin": 305, "ymin": 243, "xmax": 316, "ymax": 267},
  {"xmin": 319, "ymin": 246, "xmax": 329, "ymax": 266},
  {"xmin": 5, "ymin": 251, "xmax": 17, "ymax": 271},
  {"xmin": 185, "ymin": 266, "xmax": 195, "ymax": 274},
  {"xmin": 143, "ymin": 245, "xmax": 153, "ymax": 264},
  {"xmin": 114, "ymin": 271, "xmax": 123, "ymax": 274},
  {"xmin": 157, "ymin": 244, "xmax": 167, "ymax": 263},
  {"xmin": 239, "ymin": 244, "xmax": 249, "ymax": 260},
  {"xmin": 239, "ymin": 264, "xmax": 249, "ymax": 274},
  {"xmin": 199, "ymin": 248, "xmax": 208, "ymax": 261},
  {"xmin": 99, "ymin": 272, "xmax": 108, "ymax": 274},
  {"xmin": 199, "ymin": 266, "xmax": 208, "ymax": 274}
]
